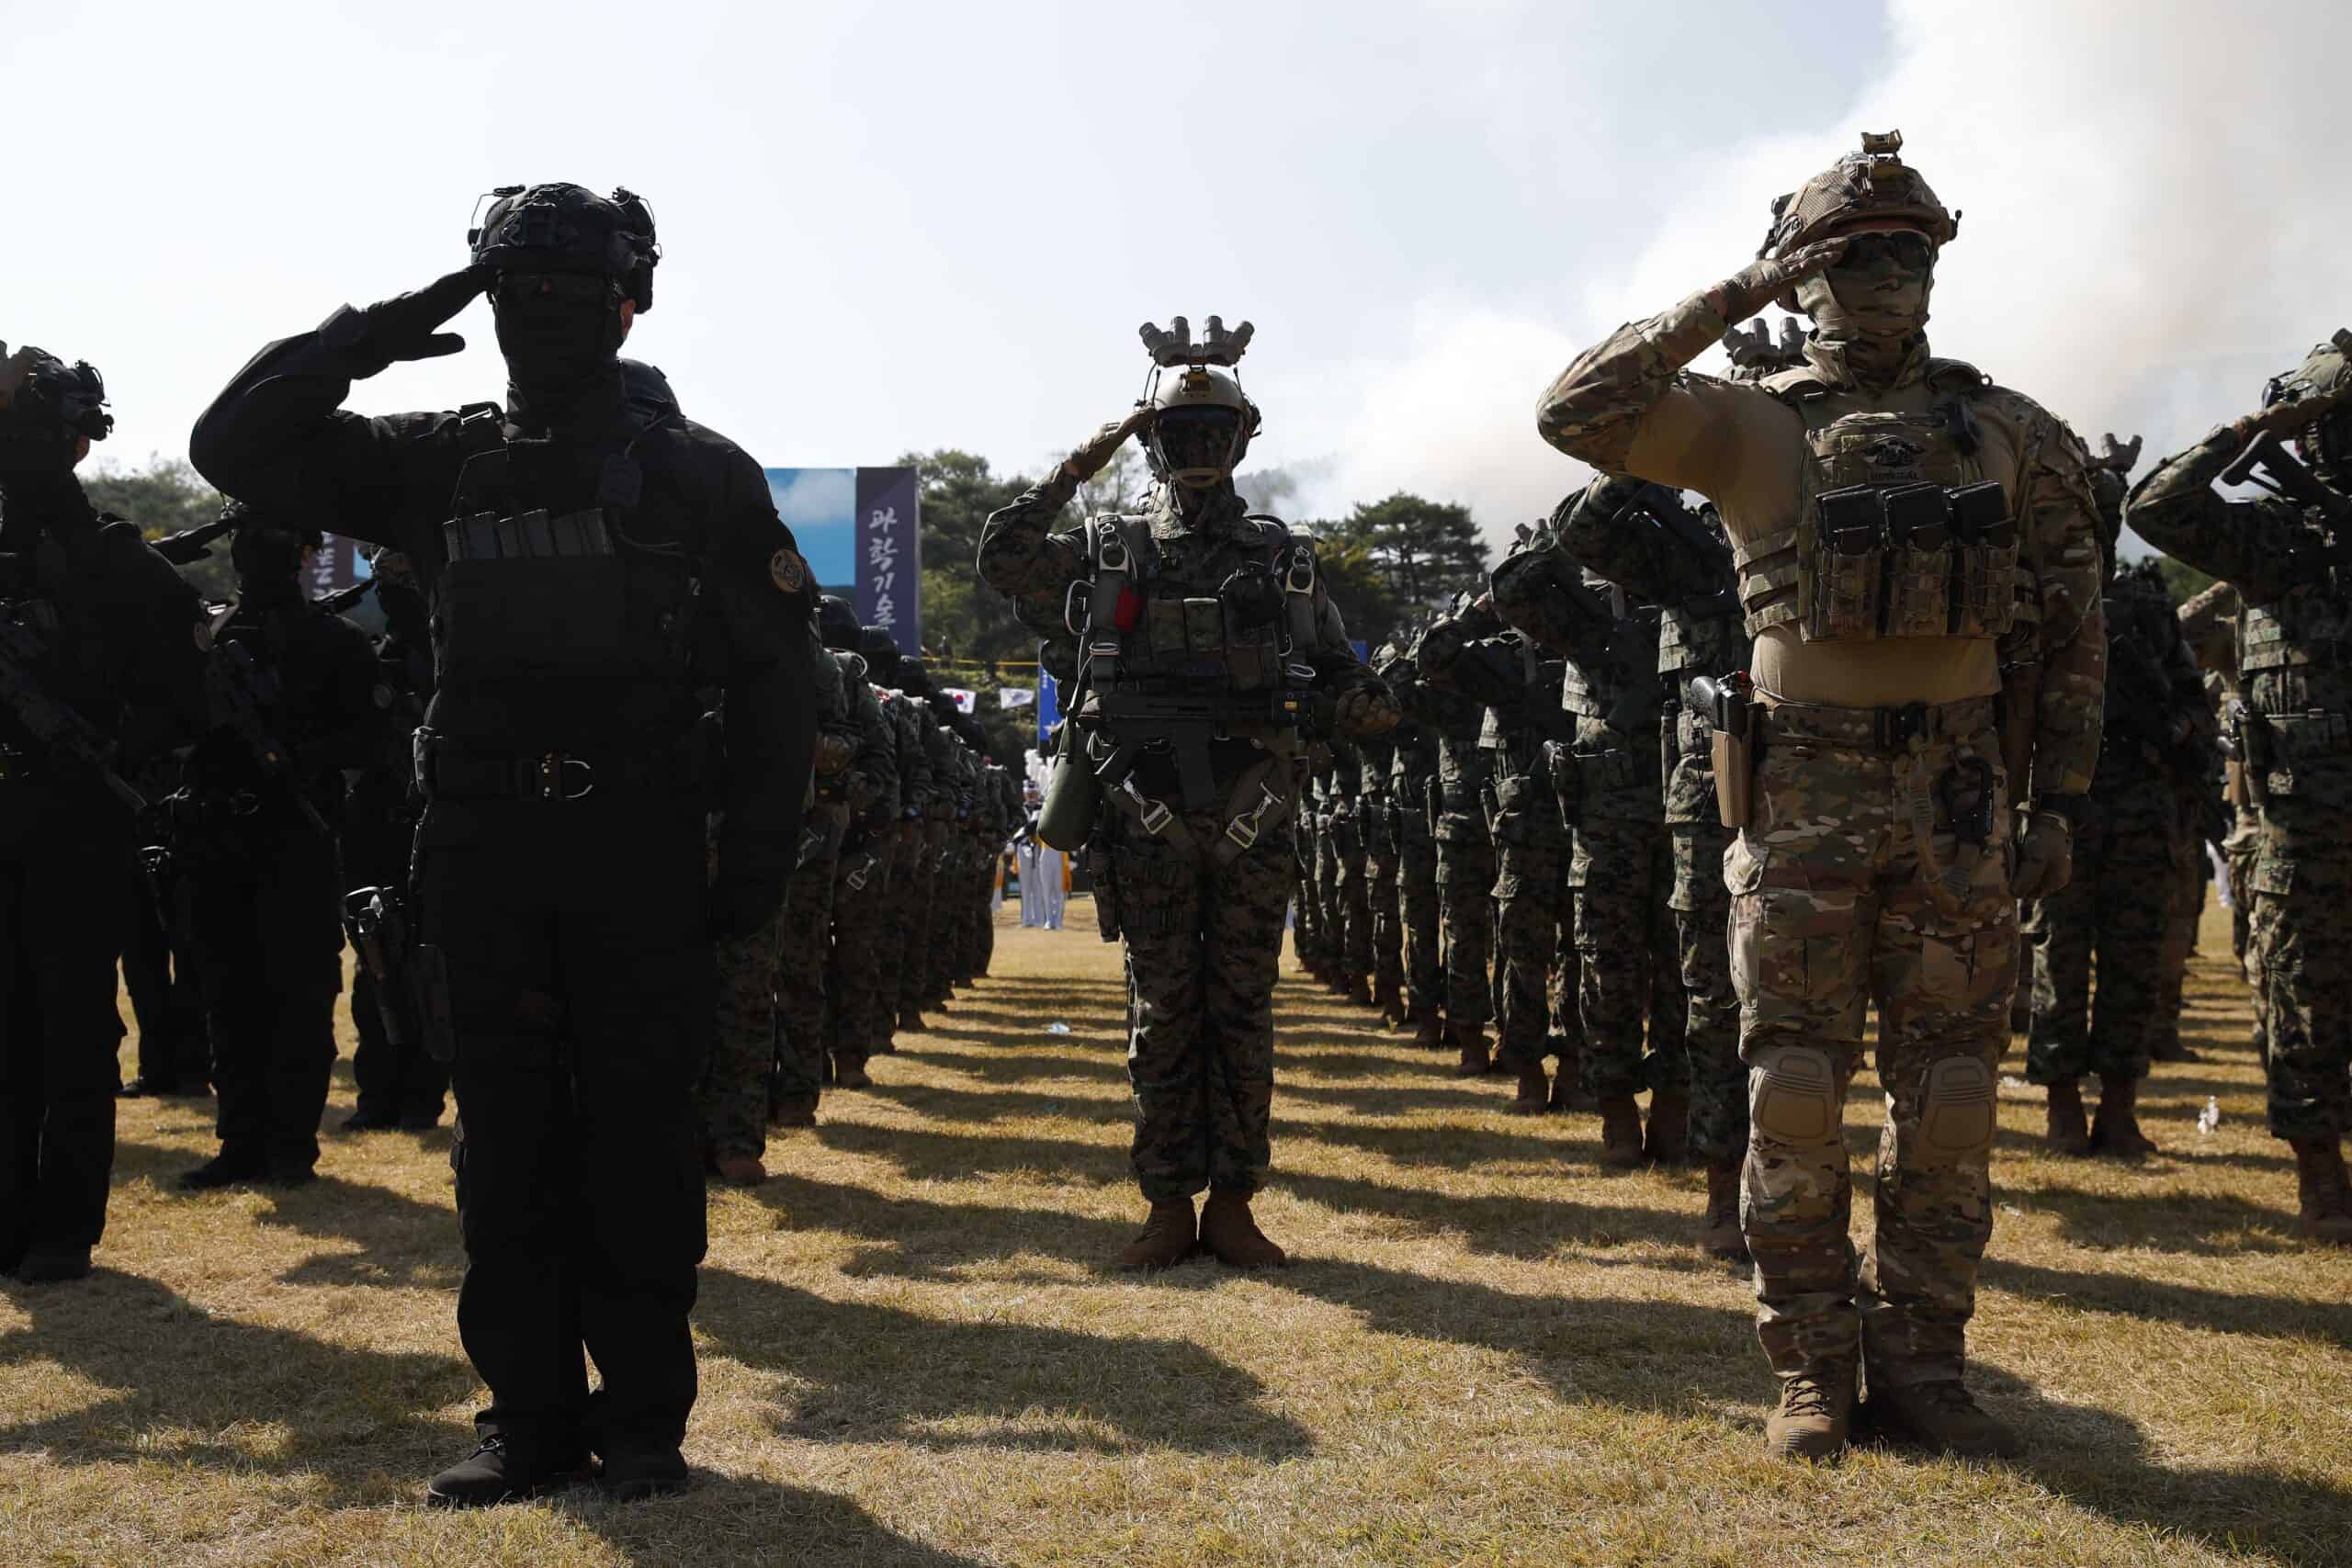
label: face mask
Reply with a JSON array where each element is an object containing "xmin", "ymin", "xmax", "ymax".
[
  {"xmin": 492, "ymin": 272, "xmax": 627, "ymax": 388},
  {"xmin": 1155, "ymin": 406, "xmax": 1241, "ymax": 487},
  {"xmin": 1797, "ymin": 231, "xmax": 1936, "ymax": 341}
]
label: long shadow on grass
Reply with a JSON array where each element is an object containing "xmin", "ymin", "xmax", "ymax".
[
  {"xmin": 1951, "ymin": 1363, "xmax": 2352, "ymax": 1567},
  {"xmin": 1981, "ymin": 1255, "xmax": 2352, "ymax": 1347},
  {"xmin": 754, "ymin": 1172, "xmax": 1759, "ymax": 1419},
  {"xmin": 556, "ymin": 1472, "xmax": 995, "ymax": 1567},
  {"xmin": 0, "ymin": 1269, "xmax": 474, "ymax": 1502},
  {"xmin": 693, "ymin": 1263, "xmax": 1314, "ymax": 1460},
  {"xmin": 2003, "ymin": 1180, "xmax": 2312, "ymax": 1258},
  {"xmin": 113, "ymin": 1137, "xmax": 462, "ymax": 1292},
  {"xmin": 807, "ymin": 1122, "xmax": 1701, "ymax": 1267}
]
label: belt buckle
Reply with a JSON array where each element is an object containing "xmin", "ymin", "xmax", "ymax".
[
  {"xmin": 1879, "ymin": 703, "xmax": 1928, "ymax": 750},
  {"xmin": 536, "ymin": 752, "xmax": 594, "ymax": 801}
]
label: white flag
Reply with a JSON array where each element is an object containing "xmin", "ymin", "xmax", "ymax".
[{"xmin": 999, "ymin": 687, "xmax": 1036, "ymax": 710}]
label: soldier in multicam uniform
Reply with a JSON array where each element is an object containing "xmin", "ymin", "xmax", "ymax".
[
  {"xmin": 1551, "ymin": 478, "xmax": 1754, "ymax": 1258},
  {"xmin": 1382, "ymin": 645, "xmax": 1449, "ymax": 1047},
  {"xmin": 978, "ymin": 317, "xmax": 1396, "ymax": 1270},
  {"xmin": 2021, "ymin": 467, "xmax": 2206, "ymax": 1157},
  {"xmin": 1537, "ymin": 131, "xmax": 2106, "ymax": 1459},
  {"xmin": 2127, "ymin": 333, "xmax": 2352, "ymax": 1246},
  {"xmin": 1412, "ymin": 599, "xmax": 1502, "ymax": 1077}
]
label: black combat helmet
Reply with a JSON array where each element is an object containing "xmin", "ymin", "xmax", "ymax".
[
  {"xmin": 0, "ymin": 344, "xmax": 111, "ymax": 469},
  {"xmin": 469, "ymin": 184, "xmax": 661, "ymax": 309},
  {"xmin": 817, "ymin": 594, "xmax": 860, "ymax": 651},
  {"xmin": 857, "ymin": 626, "xmax": 902, "ymax": 686}
]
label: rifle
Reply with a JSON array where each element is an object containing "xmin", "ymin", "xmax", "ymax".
[
  {"xmin": 150, "ymin": 517, "xmax": 236, "ymax": 567},
  {"xmin": 343, "ymin": 886, "xmax": 420, "ymax": 1048},
  {"xmin": 2223, "ymin": 428, "xmax": 2352, "ymax": 570},
  {"xmin": 1086, "ymin": 687, "xmax": 1333, "ymax": 810},
  {"xmin": 313, "ymin": 577, "xmax": 378, "ymax": 615},
  {"xmin": 204, "ymin": 638, "xmax": 332, "ymax": 834},
  {"xmin": 0, "ymin": 605, "xmax": 147, "ymax": 809},
  {"xmin": 1446, "ymin": 637, "xmax": 1577, "ymax": 744}
]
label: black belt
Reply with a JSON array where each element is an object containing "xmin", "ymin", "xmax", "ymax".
[
  {"xmin": 416, "ymin": 735, "xmax": 697, "ymax": 803},
  {"xmin": 1758, "ymin": 694, "xmax": 1997, "ymax": 752}
]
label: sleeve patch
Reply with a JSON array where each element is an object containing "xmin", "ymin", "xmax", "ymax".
[{"xmin": 770, "ymin": 548, "xmax": 808, "ymax": 594}]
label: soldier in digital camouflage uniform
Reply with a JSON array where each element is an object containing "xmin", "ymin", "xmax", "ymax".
[
  {"xmin": 1356, "ymin": 706, "xmax": 1407, "ymax": 1025},
  {"xmin": 2022, "ymin": 473, "xmax": 2205, "ymax": 1158},
  {"xmin": 1484, "ymin": 540, "xmax": 1686, "ymax": 1162},
  {"xmin": 1329, "ymin": 738, "xmax": 1375, "ymax": 1005},
  {"xmin": 1412, "ymin": 602, "xmax": 1501, "ymax": 1076},
  {"xmin": 2177, "ymin": 581, "xmax": 2265, "ymax": 1061},
  {"xmin": 2128, "ymin": 333, "xmax": 2352, "ymax": 1246},
  {"xmin": 818, "ymin": 601, "xmax": 899, "ymax": 1100},
  {"xmin": 891, "ymin": 665, "xmax": 955, "ymax": 1031},
  {"xmin": 1423, "ymin": 613, "xmax": 1578, "ymax": 1114},
  {"xmin": 1538, "ymin": 131, "xmax": 2106, "ymax": 1459},
  {"xmin": 977, "ymin": 321, "xmax": 1396, "ymax": 1270},
  {"xmin": 702, "ymin": 623, "xmax": 855, "ymax": 1181},
  {"xmin": 1382, "ymin": 648, "xmax": 1447, "ymax": 1044},
  {"xmin": 1553, "ymin": 478, "xmax": 1754, "ymax": 1257},
  {"xmin": 865, "ymin": 633, "xmax": 933, "ymax": 1058}
]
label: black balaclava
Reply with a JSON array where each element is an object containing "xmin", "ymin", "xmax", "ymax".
[{"xmin": 229, "ymin": 515, "xmax": 315, "ymax": 612}]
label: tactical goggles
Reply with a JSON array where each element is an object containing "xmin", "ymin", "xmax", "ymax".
[
  {"xmin": 491, "ymin": 271, "xmax": 624, "ymax": 308},
  {"xmin": 1828, "ymin": 230, "xmax": 1935, "ymax": 273},
  {"xmin": 1156, "ymin": 405, "xmax": 1241, "ymax": 471}
]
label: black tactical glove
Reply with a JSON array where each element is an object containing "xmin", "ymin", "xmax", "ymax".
[
  {"xmin": 2009, "ymin": 809, "xmax": 2075, "ymax": 901},
  {"xmin": 318, "ymin": 267, "xmax": 489, "ymax": 378}
]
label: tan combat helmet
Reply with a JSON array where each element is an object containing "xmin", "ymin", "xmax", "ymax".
[
  {"xmin": 2265, "ymin": 328, "xmax": 2352, "ymax": 485},
  {"xmin": 1136, "ymin": 316, "xmax": 1262, "ymax": 489},
  {"xmin": 1761, "ymin": 130, "xmax": 1961, "ymax": 262}
]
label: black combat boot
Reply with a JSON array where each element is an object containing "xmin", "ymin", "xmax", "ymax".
[
  {"xmin": 600, "ymin": 1446, "xmax": 691, "ymax": 1501},
  {"xmin": 425, "ymin": 1435, "xmax": 586, "ymax": 1507},
  {"xmin": 2043, "ymin": 1080, "xmax": 2091, "ymax": 1156}
]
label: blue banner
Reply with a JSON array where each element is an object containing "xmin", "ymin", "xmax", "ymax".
[
  {"xmin": 1035, "ymin": 660, "xmax": 1061, "ymax": 750},
  {"xmin": 854, "ymin": 467, "xmax": 921, "ymax": 654}
]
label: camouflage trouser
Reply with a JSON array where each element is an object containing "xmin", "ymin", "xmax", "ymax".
[
  {"xmin": 975, "ymin": 845, "xmax": 1001, "ymax": 977},
  {"xmin": 1435, "ymin": 814, "xmax": 1495, "ymax": 1029},
  {"xmin": 2022, "ymin": 778, "xmax": 2177, "ymax": 1087},
  {"xmin": 871, "ymin": 826, "xmax": 924, "ymax": 1050},
  {"xmin": 2250, "ymin": 803, "xmax": 2352, "ymax": 1143},
  {"xmin": 703, "ymin": 900, "xmax": 784, "ymax": 1159},
  {"xmin": 896, "ymin": 821, "xmax": 946, "ymax": 1019},
  {"xmin": 2150, "ymin": 825, "xmax": 2204, "ymax": 1058},
  {"xmin": 926, "ymin": 838, "xmax": 967, "ymax": 1002},
  {"xmin": 773, "ymin": 806, "xmax": 846, "ymax": 1107},
  {"xmin": 1367, "ymin": 827, "xmax": 1404, "ymax": 991},
  {"xmin": 1732, "ymin": 718, "xmax": 2016, "ymax": 1387},
  {"xmin": 1574, "ymin": 815, "xmax": 1685, "ymax": 1100},
  {"xmin": 1333, "ymin": 811, "xmax": 1372, "ymax": 981},
  {"xmin": 1491, "ymin": 812, "xmax": 1572, "ymax": 1071},
  {"xmin": 1096, "ymin": 807, "xmax": 1291, "ymax": 1202},
  {"xmin": 826, "ymin": 837, "xmax": 891, "ymax": 1073},
  {"xmin": 1674, "ymin": 818, "xmax": 1747, "ymax": 1166},
  {"xmin": 2225, "ymin": 813, "xmax": 2266, "ymax": 1061},
  {"xmin": 1315, "ymin": 815, "xmax": 1345, "ymax": 970},
  {"xmin": 1401, "ymin": 827, "xmax": 1442, "ymax": 1016}
]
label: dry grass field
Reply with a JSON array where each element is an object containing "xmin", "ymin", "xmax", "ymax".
[{"xmin": 3, "ymin": 898, "xmax": 2348, "ymax": 1566}]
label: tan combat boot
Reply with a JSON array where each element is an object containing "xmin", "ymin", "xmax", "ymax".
[
  {"xmin": 2291, "ymin": 1139, "xmax": 2352, "ymax": 1245},
  {"xmin": 1867, "ymin": 1380, "xmax": 2021, "ymax": 1460},
  {"xmin": 1547, "ymin": 1041, "xmax": 1590, "ymax": 1113},
  {"xmin": 1413, "ymin": 1011, "xmax": 1445, "ymax": 1050},
  {"xmin": 2089, "ymin": 1076, "xmax": 2157, "ymax": 1157},
  {"xmin": 1374, "ymin": 978, "xmax": 1406, "ymax": 1028},
  {"xmin": 1764, "ymin": 1366, "xmax": 1855, "ymax": 1461},
  {"xmin": 1645, "ymin": 1090, "xmax": 1691, "ymax": 1165},
  {"xmin": 2043, "ymin": 1079, "xmax": 2091, "ymax": 1156},
  {"xmin": 1507, "ymin": 1061, "xmax": 1550, "ymax": 1116},
  {"xmin": 834, "ymin": 1055, "xmax": 874, "ymax": 1090},
  {"xmin": 1199, "ymin": 1190, "xmax": 1288, "ymax": 1269},
  {"xmin": 1597, "ymin": 1095, "xmax": 1645, "ymax": 1168},
  {"xmin": 713, "ymin": 1152, "xmax": 768, "ymax": 1187},
  {"xmin": 1117, "ymin": 1199, "xmax": 1199, "ymax": 1272},
  {"xmin": 1341, "ymin": 973, "xmax": 1374, "ymax": 1008},
  {"xmin": 1453, "ymin": 1024, "xmax": 1492, "ymax": 1078},
  {"xmin": 770, "ymin": 1095, "xmax": 818, "ymax": 1129},
  {"xmin": 1700, "ymin": 1159, "xmax": 1747, "ymax": 1262}
]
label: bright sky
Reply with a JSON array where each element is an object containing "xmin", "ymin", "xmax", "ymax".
[{"xmin": 18, "ymin": 0, "xmax": 2349, "ymax": 553}]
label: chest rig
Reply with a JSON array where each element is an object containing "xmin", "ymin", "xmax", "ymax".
[
  {"xmin": 2236, "ymin": 536, "xmax": 2352, "ymax": 783},
  {"xmin": 1065, "ymin": 507, "xmax": 1321, "ymax": 857},
  {"xmin": 1740, "ymin": 362, "xmax": 2018, "ymax": 645},
  {"xmin": 431, "ymin": 403, "xmax": 701, "ymax": 697}
]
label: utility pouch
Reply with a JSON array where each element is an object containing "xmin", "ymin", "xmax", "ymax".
[
  {"xmin": 1809, "ymin": 486, "xmax": 1885, "ymax": 640},
  {"xmin": 1948, "ymin": 481, "xmax": 2016, "ymax": 637},
  {"xmin": 2233, "ymin": 703, "xmax": 2272, "ymax": 803},
  {"xmin": 413, "ymin": 942, "xmax": 458, "ymax": 1064},
  {"xmin": 1543, "ymin": 739, "xmax": 1581, "ymax": 829},
  {"xmin": 1690, "ymin": 672, "xmax": 1755, "ymax": 830},
  {"xmin": 1881, "ymin": 483, "xmax": 1954, "ymax": 637},
  {"xmin": 1086, "ymin": 839, "xmax": 1120, "ymax": 942}
]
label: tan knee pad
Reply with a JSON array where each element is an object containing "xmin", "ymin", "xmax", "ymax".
[
  {"xmin": 1748, "ymin": 1045, "xmax": 1838, "ymax": 1146},
  {"xmin": 1916, "ymin": 1055, "xmax": 1996, "ymax": 1164}
]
